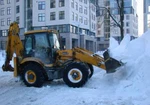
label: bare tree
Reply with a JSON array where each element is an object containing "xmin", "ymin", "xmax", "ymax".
[
  {"xmin": 96, "ymin": 0, "xmax": 124, "ymax": 40},
  {"xmin": 116, "ymin": 0, "xmax": 124, "ymax": 40}
]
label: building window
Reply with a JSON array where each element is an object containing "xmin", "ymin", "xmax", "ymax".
[
  {"xmin": 7, "ymin": 18, "xmax": 11, "ymax": 25},
  {"xmin": 72, "ymin": 12, "xmax": 74, "ymax": 20},
  {"xmin": 50, "ymin": 12, "xmax": 55, "ymax": 20},
  {"xmin": 70, "ymin": 25, "xmax": 75, "ymax": 33},
  {"xmin": 16, "ymin": 0, "xmax": 19, "ymax": 2},
  {"xmin": 84, "ymin": 18, "xmax": 87, "ymax": 25},
  {"xmin": 49, "ymin": 25, "xmax": 57, "ymax": 30},
  {"xmin": 79, "ymin": 5, "xmax": 82, "ymax": 13},
  {"xmin": 71, "ymin": 0, "xmax": 74, "ymax": 8},
  {"xmin": 7, "ymin": 0, "xmax": 10, "ymax": 4},
  {"xmin": 59, "ymin": 11, "xmax": 65, "ymax": 20},
  {"xmin": 16, "ymin": 16, "xmax": 20, "ymax": 24},
  {"xmin": 59, "ymin": 0, "xmax": 64, "ymax": 7},
  {"xmin": 27, "ymin": 0, "xmax": 32, "ymax": 8},
  {"xmin": 59, "ymin": 25, "xmax": 66, "ymax": 33},
  {"xmin": 79, "ymin": 16, "xmax": 83, "ymax": 23},
  {"xmin": 50, "ymin": 0, "xmax": 55, "ymax": 8},
  {"xmin": 0, "ymin": 0, "xmax": 4, "ymax": 5},
  {"xmin": 75, "ymin": 2, "xmax": 78, "ymax": 10},
  {"xmin": 16, "ymin": 5, "xmax": 20, "ymax": 13},
  {"xmin": 84, "ymin": 7, "xmax": 87, "ymax": 15},
  {"xmin": 2, "ymin": 30, "xmax": 7, "ymax": 36},
  {"xmin": 126, "ymin": 22, "xmax": 129, "ymax": 27},
  {"xmin": 7, "ymin": 7, "xmax": 11, "ymax": 15},
  {"xmin": 75, "ymin": 14, "xmax": 78, "ymax": 21},
  {"xmin": 38, "ymin": 1, "xmax": 45, "ymax": 10},
  {"xmin": 38, "ymin": 13, "xmax": 45, "ymax": 22},
  {"xmin": 126, "ymin": 28, "xmax": 130, "ymax": 33},
  {"xmin": 1, "ymin": 19, "xmax": 5, "ymax": 26},
  {"xmin": 1, "ymin": 8, "xmax": 4, "ymax": 16}
]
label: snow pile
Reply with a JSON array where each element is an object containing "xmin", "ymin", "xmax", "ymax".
[{"xmin": 107, "ymin": 30, "xmax": 150, "ymax": 104}]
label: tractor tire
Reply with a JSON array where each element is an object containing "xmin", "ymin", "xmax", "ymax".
[
  {"xmin": 88, "ymin": 64, "xmax": 94, "ymax": 78},
  {"xmin": 22, "ymin": 64, "xmax": 45, "ymax": 87},
  {"xmin": 63, "ymin": 62, "xmax": 89, "ymax": 88}
]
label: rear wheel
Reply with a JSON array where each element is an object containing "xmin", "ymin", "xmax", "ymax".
[
  {"xmin": 22, "ymin": 64, "xmax": 45, "ymax": 87},
  {"xmin": 63, "ymin": 62, "xmax": 89, "ymax": 87}
]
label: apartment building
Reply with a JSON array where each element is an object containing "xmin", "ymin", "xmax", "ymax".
[
  {"xmin": 0, "ymin": 0, "xmax": 97, "ymax": 52},
  {"xmin": 144, "ymin": 0, "xmax": 150, "ymax": 32},
  {"xmin": 0, "ymin": 0, "xmax": 25, "ymax": 49},
  {"xmin": 96, "ymin": 0, "xmax": 110, "ymax": 51},
  {"xmin": 96, "ymin": 0, "xmax": 138, "ymax": 51}
]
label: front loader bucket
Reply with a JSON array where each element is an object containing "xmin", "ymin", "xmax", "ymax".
[{"xmin": 103, "ymin": 50, "xmax": 122, "ymax": 73}]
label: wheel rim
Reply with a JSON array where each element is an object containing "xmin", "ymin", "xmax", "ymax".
[
  {"xmin": 68, "ymin": 68, "xmax": 83, "ymax": 83},
  {"xmin": 25, "ymin": 70, "xmax": 36, "ymax": 84}
]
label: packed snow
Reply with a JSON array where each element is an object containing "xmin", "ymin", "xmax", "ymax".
[{"xmin": 0, "ymin": 31, "xmax": 150, "ymax": 105}]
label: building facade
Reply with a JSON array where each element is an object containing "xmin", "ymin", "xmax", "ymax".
[
  {"xmin": 96, "ymin": 0, "xmax": 138, "ymax": 51},
  {"xmin": 144, "ymin": 0, "xmax": 150, "ymax": 32},
  {"xmin": 0, "ymin": 0, "xmax": 97, "ymax": 52},
  {"xmin": 96, "ymin": 0, "xmax": 110, "ymax": 51}
]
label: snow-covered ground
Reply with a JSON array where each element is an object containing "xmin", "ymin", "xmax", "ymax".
[{"xmin": 1, "ymin": 31, "xmax": 150, "ymax": 105}]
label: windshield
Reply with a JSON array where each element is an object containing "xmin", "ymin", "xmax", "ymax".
[{"xmin": 49, "ymin": 33, "xmax": 60, "ymax": 49}]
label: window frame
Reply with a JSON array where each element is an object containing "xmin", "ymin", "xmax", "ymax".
[
  {"xmin": 38, "ymin": 13, "xmax": 45, "ymax": 22},
  {"xmin": 2, "ymin": 30, "xmax": 7, "ymax": 36},
  {"xmin": 1, "ymin": 19, "xmax": 5, "ymax": 26},
  {"xmin": 1, "ymin": 8, "xmax": 4, "ymax": 16},
  {"xmin": 7, "ymin": 18, "xmax": 11, "ymax": 25},
  {"xmin": 38, "ymin": 1, "xmax": 45, "ymax": 10},
  {"xmin": 50, "ymin": 0, "xmax": 56, "ymax": 8},
  {"xmin": 59, "ymin": 0, "xmax": 65, "ymax": 7},
  {"xmin": 16, "ymin": 5, "xmax": 20, "ymax": 13},
  {"xmin": 16, "ymin": 16, "xmax": 20, "ymax": 24},
  {"xmin": 7, "ymin": 7, "xmax": 11, "ymax": 15},
  {"xmin": 50, "ymin": 12, "xmax": 56, "ymax": 20},
  {"xmin": 59, "ymin": 11, "xmax": 65, "ymax": 20}
]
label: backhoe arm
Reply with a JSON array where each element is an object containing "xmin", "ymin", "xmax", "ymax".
[
  {"xmin": 2, "ymin": 22, "xmax": 24, "ymax": 71},
  {"xmin": 56, "ymin": 47, "xmax": 122, "ymax": 73}
]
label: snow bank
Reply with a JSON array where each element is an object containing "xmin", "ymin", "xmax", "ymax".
[{"xmin": 107, "ymin": 30, "xmax": 150, "ymax": 104}]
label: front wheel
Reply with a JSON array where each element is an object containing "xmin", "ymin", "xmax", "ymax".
[
  {"xmin": 22, "ymin": 64, "xmax": 45, "ymax": 87},
  {"xmin": 63, "ymin": 62, "xmax": 89, "ymax": 87}
]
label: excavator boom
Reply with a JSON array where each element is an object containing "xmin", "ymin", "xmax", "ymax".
[{"xmin": 2, "ymin": 22, "xmax": 23, "ymax": 71}]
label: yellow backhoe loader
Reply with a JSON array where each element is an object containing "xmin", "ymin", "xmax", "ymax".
[{"xmin": 2, "ymin": 22, "xmax": 122, "ymax": 87}]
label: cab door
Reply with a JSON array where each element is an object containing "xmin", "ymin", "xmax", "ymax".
[{"xmin": 34, "ymin": 33, "xmax": 51, "ymax": 64}]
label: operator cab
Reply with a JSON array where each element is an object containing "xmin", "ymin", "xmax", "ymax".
[{"xmin": 24, "ymin": 30, "xmax": 60, "ymax": 64}]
